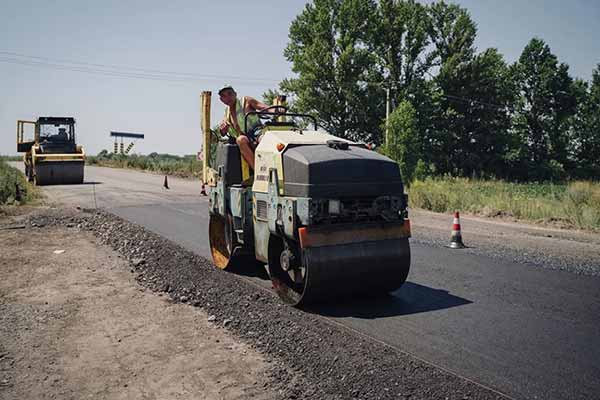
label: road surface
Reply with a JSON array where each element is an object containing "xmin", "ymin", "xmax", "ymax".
[{"xmin": 18, "ymin": 164, "xmax": 600, "ymax": 400}]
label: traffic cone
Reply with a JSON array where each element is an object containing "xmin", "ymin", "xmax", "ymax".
[
  {"xmin": 448, "ymin": 211, "xmax": 466, "ymax": 249},
  {"xmin": 163, "ymin": 175, "xmax": 169, "ymax": 189}
]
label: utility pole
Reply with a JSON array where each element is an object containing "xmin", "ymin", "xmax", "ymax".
[{"xmin": 385, "ymin": 87, "xmax": 391, "ymax": 147}]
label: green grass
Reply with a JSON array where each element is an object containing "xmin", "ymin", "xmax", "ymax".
[
  {"xmin": 409, "ymin": 177, "xmax": 600, "ymax": 231},
  {"xmin": 87, "ymin": 154, "xmax": 201, "ymax": 178},
  {"xmin": 0, "ymin": 159, "xmax": 37, "ymax": 205},
  {"xmin": 0, "ymin": 155, "xmax": 23, "ymax": 162}
]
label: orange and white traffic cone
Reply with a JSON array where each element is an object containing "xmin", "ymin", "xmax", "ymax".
[
  {"xmin": 448, "ymin": 211, "xmax": 466, "ymax": 249},
  {"xmin": 163, "ymin": 175, "xmax": 169, "ymax": 190}
]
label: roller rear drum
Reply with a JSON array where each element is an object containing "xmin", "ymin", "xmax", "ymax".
[{"xmin": 34, "ymin": 161, "xmax": 84, "ymax": 185}]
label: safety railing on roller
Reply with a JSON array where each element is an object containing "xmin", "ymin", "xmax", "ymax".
[{"xmin": 243, "ymin": 110, "xmax": 318, "ymax": 135}]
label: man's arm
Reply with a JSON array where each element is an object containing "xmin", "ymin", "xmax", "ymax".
[{"xmin": 245, "ymin": 96, "xmax": 270, "ymax": 112}]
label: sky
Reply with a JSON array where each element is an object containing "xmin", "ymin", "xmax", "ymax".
[{"xmin": 1, "ymin": 0, "xmax": 599, "ymax": 156}]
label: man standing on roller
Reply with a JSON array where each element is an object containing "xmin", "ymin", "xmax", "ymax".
[{"xmin": 218, "ymin": 85, "xmax": 270, "ymax": 170}]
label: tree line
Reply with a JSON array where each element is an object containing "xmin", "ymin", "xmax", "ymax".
[{"xmin": 270, "ymin": 0, "xmax": 599, "ymax": 182}]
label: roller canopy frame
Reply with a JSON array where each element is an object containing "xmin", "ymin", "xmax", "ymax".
[{"xmin": 244, "ymin": 111, "xmax": 318, "ymax": 133}]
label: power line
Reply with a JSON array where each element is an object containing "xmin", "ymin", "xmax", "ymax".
[
  {"xmin": 421, "ymin": 68, "xmax": 511, "ymax": 112},
  {"xmin": 0, "ymin": 57, "xmax": 195, "ymax": 83},
  {"xmin": 0, "ymin": 51, "xmax": 282, "ymax": 85},
  {"xmin": 0, "ymin": 51, "xmax": 279, "ymax": 83},
  {"xmin": 1, "ymin": 50, "xmax": 512, "ymax": 111},
  {"xmin": 442, "ymin": 94, "xmax": 512, "ymax": 112}
]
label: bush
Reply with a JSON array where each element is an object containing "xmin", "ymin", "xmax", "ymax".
[
  {"xmin": 86, "ymin": 152, "xmax": 201, "ymax": 178},
  {"xmin": 0, "ymin": 160, "xmax": 36, "ymax": 205},
  {"xmin": 409, "ymin": 177, "xmax": 600, "ymax": 231},
  {"xmin": 413, "ymin": 159, "xmax": 435, "ymax": 181}
]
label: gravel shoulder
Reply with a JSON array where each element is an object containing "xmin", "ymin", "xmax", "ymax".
[
  {"xmin": 0, "ymin": 213, "xmax": 277, "ymax": 400},
  {"xmin": 411, "ymin": 209, "xmax": 600, "ymax": 275}
]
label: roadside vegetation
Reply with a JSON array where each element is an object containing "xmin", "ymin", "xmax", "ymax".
[
  {"xmin": 0, "ymin": 159, "xmax": 37, "ymax": 205},
  {"xmin": 410, "ymin": 178, "xmax": 600, "ymax": 231},
  {"xmin": 0, "ymin": 155, "xmax": 22, "ymax": 162},
  {"xmin": 269, "ymin": 0, "xmax": 600, "ymax": 232},
  {"xmin": 86, "ymin": 150, "xmax": 201, "ymax": 178}
]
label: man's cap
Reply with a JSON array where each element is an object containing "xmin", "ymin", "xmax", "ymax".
[{"xmin": 218, "ymin": 84, "xmax": 235, "ymax": 95}]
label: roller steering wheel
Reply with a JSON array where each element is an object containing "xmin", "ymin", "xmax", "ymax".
[{"xmin": 257, "ymin": 105, "xmax": 288, "ymax": 121}]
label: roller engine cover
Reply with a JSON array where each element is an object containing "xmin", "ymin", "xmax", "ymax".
[{"xmin": 282, "ymin": 144, "xmax": 404, "ymax": 198}]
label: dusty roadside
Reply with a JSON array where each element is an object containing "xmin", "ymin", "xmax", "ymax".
[{"xmin": 0, "ymin": 215, "xmax": 277, "ymax": 400}]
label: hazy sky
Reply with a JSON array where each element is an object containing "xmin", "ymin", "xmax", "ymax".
[{"xmin": 1, "ymin": 0, "xmax": 599, "ymax": 156}]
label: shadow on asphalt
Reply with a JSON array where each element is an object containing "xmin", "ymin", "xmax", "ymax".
[
  {"xmin": 230, "ymin": 257, "xmax": 270, "ymax": 280},
  {"xmin": 80, "ymin": 181, "xmax": 103, "ymax": 185},
  {"xmin": 308, "ymin": 282, "xmax": 472, "ymax": 318}
]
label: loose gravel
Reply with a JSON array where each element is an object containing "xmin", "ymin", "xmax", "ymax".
[
  {"xmin": 410, "ymin": 210, "xmax": 600, "ymax": 277},
  {"xmin": 412, "ymin": 234, "xmax": 600, "ymax": 277},
  {"xmin": 27, "ymin": 208, "xmax": 509, "ymax": 400}
]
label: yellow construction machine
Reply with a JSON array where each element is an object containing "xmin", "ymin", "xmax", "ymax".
[
  {"xmin": 17, "ymin": 117, "xmax": 85, "ymax": 185},
  {"xmin": 201, "ymin": 92, "xmax": 411, "ymax": 306}
]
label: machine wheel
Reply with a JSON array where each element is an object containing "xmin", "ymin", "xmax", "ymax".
[
  {"xmin": 208, "ymin": 213, "xmax": 241, "ymax": 270},
  {"xmin": 268, "ymin": 236, "xmax": 307, "ymax": 306},
  {"xmin": 33, "ymin": 168, "xmax": 41, "ymax": 186},
  {"xmin": 268, "ymin": 234, "xmax": 411, "ymax": 307}
]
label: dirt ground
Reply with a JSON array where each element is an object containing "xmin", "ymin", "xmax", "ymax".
[{"xmin": 0, "ymin": 223, "xmax": 276, "ymax": 400}]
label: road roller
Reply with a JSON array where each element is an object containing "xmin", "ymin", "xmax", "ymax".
[
  {"xmin": 17, "ymin": 117, "xmax": 85, "ymax": 185},
  {"xmin": 201, "ymin": 92, "xmax": 411, "ymax": 306}
]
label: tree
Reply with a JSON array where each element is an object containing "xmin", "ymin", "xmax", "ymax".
[
  {"xmin": 434, "ymin": 48, "xmax": 516, "ymax": 177},
  {"xmin": 262, "ymin": 89, "xmax": 279, "ymax": 106},
  {"xmin": 281, "ymin": 2, "xmax": 594, "ymax": 181},
  {"xmin": 404, "ymin": 1, "xmax": 480, "ymax": 175},
  {"xmin": 383, "ymin": 100, "xmax": 421, "ymax": 183},
  {"xmin": 428, "ymin": 1, "xmax": 476, "ymax": 66},
  {"xmin": 424, "ymin": 2, "xmax": 519, "ymax": 178},
  {"xmin": 369, "ymin": 0, "xmax": 431, "ymax": 97},
  {"xmin": 570, "ymin": 64, "xmax": 600, "ymax": 177},
  {"xmin": 281, "ymin": 0, "xmax": 383, "ymax": 143},
  {"xmin": 281, "ymin": 0, "xmax": 480, "ymax": 149},
  {"xmin": 511, "ymin": 38, "xmax": 577, "ymax": 180}
]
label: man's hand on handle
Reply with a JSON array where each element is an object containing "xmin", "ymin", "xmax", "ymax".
[{"xmin": 218, "ymin": 121, "xmax": 230, "ymax": 136}]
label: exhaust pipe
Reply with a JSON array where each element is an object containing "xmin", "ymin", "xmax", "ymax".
[{"xmin": 201, "ymin": 91, "xmax": 212, "ymax": 188}]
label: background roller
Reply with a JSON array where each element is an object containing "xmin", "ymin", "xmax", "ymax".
[{"xmin": 17, "ymin": 117, "xmax": 85, "ymax": 186}]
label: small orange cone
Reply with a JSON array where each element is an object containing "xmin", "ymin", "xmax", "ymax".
[
  {"xmin": 163, "ymin": 175, "xmax": 169, "ymax": 189},
  {"xmin": 448, "ymin": 211, "xmax": 465, "ymax": 249}
]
